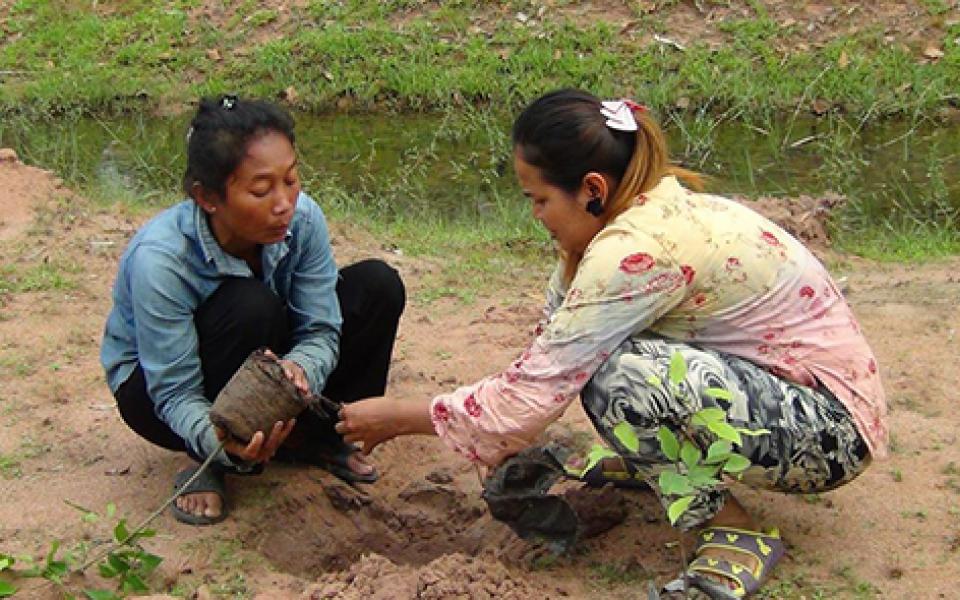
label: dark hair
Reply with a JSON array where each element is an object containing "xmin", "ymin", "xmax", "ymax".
[
  {"xmin": 182, "ymin": 95, "xmax": 296, "ymax": 199},
  {"xmin": 512, "ymin": 88, "xmax": 702, "ymax": 283},
  {"xmin": 512, "ymin": 88, "xmax": 635, "ymax": 193}
]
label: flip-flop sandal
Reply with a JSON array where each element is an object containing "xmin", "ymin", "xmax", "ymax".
[
  {"xmin": 564, "ymin": 454, "xmax": 648, "ymax": 490},
  {"xmin": 663, "ymin": 526, "xmax": 785, "ymax": 598},
  {"xmin": 170, "ymin": 464, "xmax": 228, "ymax": 526},
  {"xmin": 292, "ymin": 440, "xmax": 379, "ymax": 484}
]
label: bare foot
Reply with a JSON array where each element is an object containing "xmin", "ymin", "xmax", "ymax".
[
  {"xmin": 345, "ymin": 451, "xmax": 375, "ymax": 476},
  {"xmin": 174, "ymin": 490, "xmax": 222, "ymax": 519}
]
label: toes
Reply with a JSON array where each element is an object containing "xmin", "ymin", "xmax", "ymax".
[{"xmin": 347, "ymin": 453, "xmax": 374, "ymax": 475}]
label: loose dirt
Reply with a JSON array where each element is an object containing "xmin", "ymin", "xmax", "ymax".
[{"xmin": 1, "ymin": 41, "xmax": 959, "ymax": 600}]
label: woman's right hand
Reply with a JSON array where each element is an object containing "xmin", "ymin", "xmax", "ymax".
[{"xmin": 214, "ymin": 419, "xmax": 296, "ymax": 464}]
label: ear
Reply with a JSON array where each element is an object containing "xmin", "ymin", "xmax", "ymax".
[
  {"xmin": 191, "ymin": 182, "xmax": 221, "ymax": 215},
  {"xmin": 581, "ymin": 171, "xmax": 611, "ymax": 204}
]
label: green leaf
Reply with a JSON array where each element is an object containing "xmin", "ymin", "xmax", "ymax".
[
  {"xmin": 707, "ymin": 421, "xmax": 742, "ymax": 445},
  {"xmin": 581, "ymin": 444, "xmax": 619, "ymax": 475},
  {"xmin": 84, "ymin": 590, "xmax": 121, "ymax": 600},
  {"xmin": 704, "ymin": 387, "xmax": 734, "ymax": 401},
  {"xmin": 0, "ymin": 582, "xmax": 17, "ymax": 598},
  {"xmin": 44, "ymin": 541, "xmax": 60, "ymax": 566},
  {"xmin": 659, "ymin": 471, "xmax": 695, "ymax": 496},
  {"xmin": 113, "ymin": 519, "xmax": 129, "ymax": 543},
  {"xmin": 723, "ymin": 454, "xmax": 751, "ymax": 473},
  {"xmin": 657, "ymin": 427, "xmax": 680, "ymax": 461},
  {"xmin": 43, "ymin": 560, "xmax": 68, "ymax": 584},
  {"xmin": 0, "ymin": 554, "xmax": 13, "ymax": 571},
  {"xmin": 137, "ymin": 552, "xmax": 162, "ymax": 575},
  {"xmin": 98, "ymin": 561, "xmax": 118, "ymax": 579},
  {"xmin": 737, "ymin": 427, "xmax": 771, "ymax": 437},
  {"xmin": 667, "ymin": 496, "xmax": 695, "ymax": 525},
  {"xmin": 691, "ymin": 407, "xmax": 727, "ymax": 427},
  {"xmin": 121, "ymin": 572, "xmax": 148, "ymax": 593},
  {"xmin": 668, "ymin": 352, "xmax": 687, "ymax": 386},
  {"xmin": 107, "ymin": 553, "xmax": 129, "ymax": 575},
  {"xmin": 680, "ymin": 441, "xmax": 701, "ymax": 469},
  {"xmin": 646, "ymin": 375, "xmax": 663, "ymax": 388},
  {"xmin": 704, "ymin": 440, "xmax": 733, "ymax": 464},
  {"xmin": 687, "ymin": 464, "xmax": 722, "ymax": 487},
  {"xmin": 82, "ymin": 512, "xmax": 99, "ymax": 524},
  {"xmin": 613, "ymin": 422, "xmax": 640, "ymax": 453},
  {"xmin": 105, "ymin": 503, "xmax": 116, "ymax": 519}
]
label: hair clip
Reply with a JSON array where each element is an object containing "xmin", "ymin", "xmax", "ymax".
[
  {"xmin": 622, "ymin": 99, "xmax": 648, "ymax": 113},
  {"xmin": 221, "ymin": 95, "xmax": 238, "ymax": 110},
  {"xmin": 600, "ymin": 100, "xmax": 638, "ymax": 132},
  {"xmin": 185, "ymin": 125, "xmax": 195, "ymax": 143}
]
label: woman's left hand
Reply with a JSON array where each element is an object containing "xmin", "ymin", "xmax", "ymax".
[
  {"xmin": 264, "ymin": 349, "xmax": 310, "ymax": 396},
  {"xmin": 335, "ymin": 397, "xmax": 404, "ymax": 455}
]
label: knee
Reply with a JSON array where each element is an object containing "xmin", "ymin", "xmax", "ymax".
[
  {"xmin": 204, "ymin": 277, "xmax": 285, "ymax": 336},
  {"xmin": 354, "ymin": 259, "xmax": 406, "ymax": 318}
]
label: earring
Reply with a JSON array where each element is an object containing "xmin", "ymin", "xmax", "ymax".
[{"xmin": 585, "ymin": 197, "xmax": 604, "ymax": 217}]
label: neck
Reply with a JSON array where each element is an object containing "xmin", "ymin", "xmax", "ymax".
[{"xmin": 207, "ymin": 213, "xmax": 260, "ymax": 268}]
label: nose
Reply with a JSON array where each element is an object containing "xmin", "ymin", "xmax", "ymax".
[{"xmin": 272, "ymin": 189, "xmax": 295, "ymax": 215}]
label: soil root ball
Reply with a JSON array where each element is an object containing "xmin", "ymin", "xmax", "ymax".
[{"xmin": 209, "ymin": 348, "xmax": 308, "ymax": 442}]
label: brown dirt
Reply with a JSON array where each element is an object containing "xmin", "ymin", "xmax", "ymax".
[{"xmin": 1, "ymin": 18, "xmax": 959, "ymax": 596}]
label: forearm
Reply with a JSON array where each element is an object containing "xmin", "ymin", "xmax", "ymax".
[{"xmin": 395, "ymin": 397, "xmax": 436, "ymax": 437}]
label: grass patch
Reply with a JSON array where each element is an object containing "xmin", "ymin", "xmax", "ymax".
[
  {"xmin": 1, "ymin": 2, "xmax": 958, "ymax": 122},
  {"xmin": 0, "ymin": 261, "xmax": 78, "ymax": 295},
  {"xmin": 0, "ymin": 453, "xmax": 22, "ymax": 479}
]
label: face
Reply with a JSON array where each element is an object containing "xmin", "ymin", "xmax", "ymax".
[
  {"xmin": 200, "ymin": 130, "xmax": 300, "ymax": 256},
  {"xmin": 514, "ymin": 150, "xmax": 604, "ymax": 256}
]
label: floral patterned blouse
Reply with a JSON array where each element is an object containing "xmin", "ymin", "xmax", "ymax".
[{"xmin": 431, "ymin": 176, "xmax": 888, "ymax": 466}]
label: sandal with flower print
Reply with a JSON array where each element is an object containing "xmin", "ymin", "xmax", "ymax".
[{"xmin": 663, "ymin": 526, "xmax": 785, "ymax": 598}]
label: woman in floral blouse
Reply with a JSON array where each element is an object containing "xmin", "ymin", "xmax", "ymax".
[{"xmin": 337, "ymin": 89, "xmax": 886, "ymax": 598}]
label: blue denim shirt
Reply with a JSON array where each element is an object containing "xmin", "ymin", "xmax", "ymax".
[{"xmin": 101, "ymin": 193, "xmax": 341, "ymax": 464}]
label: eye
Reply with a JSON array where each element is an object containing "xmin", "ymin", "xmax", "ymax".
[{"xmin": 251, "ymin": 187, "xmax": 271, "ymax": 198}]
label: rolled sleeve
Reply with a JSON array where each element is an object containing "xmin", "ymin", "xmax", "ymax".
[
  {"xmin": 282, "ymin": 199, "xmax": 342, "ymax": 392},
  {"xmin": 129, "ymin": 247, "xmax": 234, "ymax": 466}
]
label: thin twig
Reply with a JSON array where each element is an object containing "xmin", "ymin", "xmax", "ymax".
[{"xmin": 74, "ymin": 443, "xmax": 224, "ymax": 573}]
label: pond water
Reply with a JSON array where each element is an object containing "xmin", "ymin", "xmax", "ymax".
[{"xmin": 1, "ymin": 110, "xmax": 957, "ymax": 235}]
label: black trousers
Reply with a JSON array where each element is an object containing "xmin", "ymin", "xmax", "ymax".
[{"xmin": 114, "ymin": 259, "xmax": 405, "ymax": 457}]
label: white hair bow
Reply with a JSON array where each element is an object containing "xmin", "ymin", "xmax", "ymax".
[{"xmin": 600, "ymin": 100, "xmax": 638, "ymax": 132}]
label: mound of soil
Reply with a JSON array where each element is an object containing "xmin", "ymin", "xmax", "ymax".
[
  {"xmin": 735, "ymin": 191, "xmax": 845, "ymax": 253},
  {"xmin": 304, "ymin": 552, "xmax": 537, "ymax": 600}
]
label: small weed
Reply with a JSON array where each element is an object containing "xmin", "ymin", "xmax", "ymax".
[
  {"xmin": 900, "ymin": 509, "xmax": 928, "ymax": 521},
  {"xmin": 890, "ymin": 468, "xmax": 903, "ymax": 482},
  {"xmin": 0, "ymin": 454, "xmax": 22, "ymax": 479},
  {"xmin": 588, "ymin": 558, "xmax": 650, "ymax": 589},
  {"xmin": 943, "ymin": 462, "xmax": 960, "ymax": 476}
]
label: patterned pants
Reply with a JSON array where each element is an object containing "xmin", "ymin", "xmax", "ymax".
[{"xmin": 581, "ymin": 336, "xmax": 871, "ymax": 530}]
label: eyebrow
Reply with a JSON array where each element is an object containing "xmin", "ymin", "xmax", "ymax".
[{"xmin": 249, "ymin": 159, "xmax": 299, "ymax": 181}]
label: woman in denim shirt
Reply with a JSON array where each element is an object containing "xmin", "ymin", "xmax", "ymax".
[{"xmin": 101, "ymin": 96, "xmax": 405, "ymax": 525}]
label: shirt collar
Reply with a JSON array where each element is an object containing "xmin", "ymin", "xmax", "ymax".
[{"xmin": 192, "ymin": 202, "xmax": 292, "ymax": 277}]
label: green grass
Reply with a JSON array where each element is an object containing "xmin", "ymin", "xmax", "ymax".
[
  {"xmin": 1, "ymin": 1, "xmax": 958, "ymax": 122},
  {"xmin": 0, "ymin": 262, "xmax": 78, "ymax": 295}
]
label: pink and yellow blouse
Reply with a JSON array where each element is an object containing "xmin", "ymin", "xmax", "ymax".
[{"xmin": 430, "ymin": 176, "xmax": 887, "ymax": 466}]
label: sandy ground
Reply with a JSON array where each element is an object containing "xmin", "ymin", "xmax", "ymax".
[{"xmin": 0, "ymin": 145, "xmax": 958, "ymax": 600}]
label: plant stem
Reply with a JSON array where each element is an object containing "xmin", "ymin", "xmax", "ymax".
[{"xmin": 73, "ymin": 442, "xmax": 224, "ymax": 574}]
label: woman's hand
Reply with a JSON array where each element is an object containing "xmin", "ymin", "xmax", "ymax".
[
  {"xmin": 335, "ymin": 397, "xmax": 403, "ymax": 455},
  {"xmin": 264, "ymin": 349, "xmax": 311, "ymax": 396},
  {"xmin": 336, "ymin": 397, "xmax": 436, "ymax": 455},
  {"xmin": 215, "ymin": 419, "xmax": 296, "ymax": 464}
]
